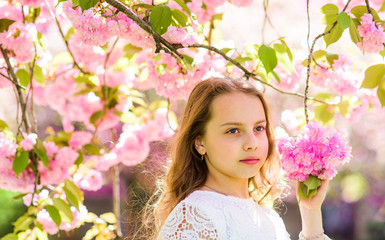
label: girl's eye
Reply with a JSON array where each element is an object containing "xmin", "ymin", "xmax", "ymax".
[
  {"xmin": 226, "ymin": 128, "xmax": 239, "ymax": 134},
  {"xmin": 255, "ymin": 126, "xmax": 265, "ymax": 132}
]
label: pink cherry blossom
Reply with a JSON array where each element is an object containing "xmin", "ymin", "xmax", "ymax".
[
  {"xmin": 187, "ymin": 0, "xmax": 217, "ymax": 24},
  {"xmin": 277, "ymin": 121, "xmax": 352, "ymax": 182},
  {"xmin": 39, "ymin": 147, "xmax": 79, "ymax": 185},
  {"xmin": 357, "ymin": 14, "xmax": 385, "ymax": 53},
  {"xmin": 113, "ymin": 125, "xmax": 151, "ymax": 166},
  {"xmin": 0, "ymin": 132, "xmax": 17, "ymax": 157},
  {"xmin": 141, "ymin": 108, "xmax": 175, "ymax": 142},
  {"xmin": 69, "ymin": 131, "xmax": 93, "ymax": 150},
  {"xmin": 92, "ymin": 152, "xmax": 120, "ymax": 171},
  {"xmin": 163, "ymin": 26, "xmax": 197, "ymax": 46},
  {"xmin": 73, "ymin": 169, "xmax": 103, "ymax": 191},
  {"xmin": 0, "ymin": 22, "xmax": 35, "ymax": 63},
  {"xmin": 20, "ymin": 133, "xmax": 38, "ymax": 151},
  {"xmin": 18, "ymin": 0, "xmax": 42, "ymax": 8},
  {"xmin": 37, "ymin": 205, "xmax": 88, "ymax": 234},
  {"xmin": 230, "ymin": 0, "xmax": 254, "ymax": 7},
  {"xmin": 273, "ymin": 63, "xmax": 302, "ymax": 91}
]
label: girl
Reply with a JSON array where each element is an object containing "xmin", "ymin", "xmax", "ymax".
[{"xmin": 151, "ymin": 78, "xmax": 330, "ymax": 240}]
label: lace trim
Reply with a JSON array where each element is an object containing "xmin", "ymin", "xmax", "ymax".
[{"xmin": 158, "ymin": 202, "xmax": 219, "ymax": 240}]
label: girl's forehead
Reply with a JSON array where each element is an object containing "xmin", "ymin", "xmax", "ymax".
[{"xmin": 208, "ymin": 92, "xmax": 266, "ymax": 124}]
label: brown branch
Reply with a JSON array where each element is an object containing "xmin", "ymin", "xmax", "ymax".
[
  {"xmin": 0, "ymin": 72, "xmax": 26, "ymax": 89},
  {"xmin": 105, "ymin": 0, "xmax": 182, "ymax": 59},
  {"xmin": 0, "ymin": 46, "xmax": 30, "ymax": 133},
  {"xmin": 304, "ymin": 0, "xmax": 352, "ymax": 123},
  {"xmin": 105, "ymin": 0, "xmax": 335, "ymax": 105},
  {"xmin": 42, "ymin": 0, "xmax": 89, "ymax": 74}
]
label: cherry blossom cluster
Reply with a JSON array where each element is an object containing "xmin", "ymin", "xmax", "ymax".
[
  {"xmin": 311, "ymin": 55, "xmax": 360, "ymax": 94},
  {"xmin": 277, "ymin": 121, "xmax": 352, "ymax": 182},
  {"xmin": 357, "ymin": 13, "xmax": 385, "ymax": 54},
  {"xmin": 134, "ymin": 48, "xmax": 227, "ymax": 100}
]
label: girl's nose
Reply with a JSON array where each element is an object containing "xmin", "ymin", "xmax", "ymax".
[{"xmin": 243, "ymin": 132, "xmax": 258, "ymax": 151}]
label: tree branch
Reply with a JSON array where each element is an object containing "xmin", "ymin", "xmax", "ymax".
[
  {"xmin": 105, "ymin": 0, "xmax": 335, "ymax": 105},
  {"xmin": 43, "ymin": 0, "xmax": 90, "ymax": 74},
  {"xmin": 304, "ymin": 0, "xmax": 352, "ymax": 123},
  {"xmin": 0, "ymin": 46, "xmax": 30, "ymax": 132}
]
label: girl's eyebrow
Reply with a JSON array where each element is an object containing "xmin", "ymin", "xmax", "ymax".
[{"xmin": 220, "ymin": 120, "xmax": 266, "ymax": 127}]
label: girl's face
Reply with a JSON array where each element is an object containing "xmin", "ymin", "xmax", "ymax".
[{"xmin": 196, "ymin": 92, "xmax": 269, "ymax": 184}]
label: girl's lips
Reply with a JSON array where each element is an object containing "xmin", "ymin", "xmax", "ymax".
[{"xmin": 240, "ymin": 159, "xmax": 259, "ymax": 165}]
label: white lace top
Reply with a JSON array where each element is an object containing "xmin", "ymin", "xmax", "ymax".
[{"xmin": 158, "ymin": 190, "xmax": 291, "ymax": 240}]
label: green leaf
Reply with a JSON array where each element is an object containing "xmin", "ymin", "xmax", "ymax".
[
  {"xmin": 84, "ymin": 143, "xmax": 101, "ymax": 155},
  {"xmin": 16, "ymin": 69, "xmax": 30, "ymax": 88},
  {"xmin": 90, "ymin": 110, "xmax": 103, "ymax": 125},
  {"xmin": 79, "ymin": 0, "xmax": 99, "ymax": 12},
  {"xmin": 123, "ymin": 43, "xmax": 142, "ymax": 59},
  {"xmin": 149, "ymin": 100, "xmax": 169, "ymax": 112},
  {"xmin": 37, "ymin": 31, "xmax": 48, "ymax": 51},
  {"xmin": 174, "ymin": 0, "xmax": 191, "ymax": 16},
  {"xmin": 181, "ymin": 54, "xmax": 194, "ymax": 66},
  {"xmin": 1, "ymin": 233, "xmax": 18, "ymax": 240},
  {"xmin": 280, "ymin": 39, "xmax": 293, "ymax": 61},
  {"xmin": 298, "ymin": 181, "xmax": 307, "ymax": 204},
  {"xmin": 34, "ymin": 148, "xmax": 49, "ymax": 167},
  {"xmin": 33, "ymin": 65, "xmax": 45, "ymax": 86},
  {"xmin": 0, "ymin": 18, "xmax": 16, "ymax": 33},
  {"xmin": 133, "ymin": 3, "xmax": 154, "ymax": 10},
  {"xmin": 234, "ymin": 56, "xmax": 253, "ymax": 64},
  {"xmin": 63, "ymin": 187, "xmax": 79, "ymax": 210},
  {"xmin": 171, "ymin": 9, "xmax": 189, "ymax": 27},
  {"xmin": 220, "ymin": 48, "xmax": 234, "ymax": 54},
  {"xmin": 349, "ymin": 18, "xmax": 361, "ymax": 44},
  {"xmin": 119, "ymin": 111, "xmax": 137, "ymax": 124},
  {"xmin": 273, "ymin": 43, "xmax": 292, "ymax": 72},
  {"xmin": 314, "ymin": 105, "xmax": 334, "ymax": 124},
  {"xmin": 35, "ymin": 226, "xmax": 49, "ymax": 240},
  {"xmin": 323, "ymin": 23, "xmax": 343, "ymax": 47},
  {"xmin": 326, "ymin": 53, "xmax": 339, "ymax": 67},
  {"xmin": 56, "ymin": 0, "xmax": 68, "ymax": 7},
  {"xmin": 258, "ymin": 44, "xmax": 277, "ymax": 74},
  {"xmin": 272, "ymin": 70, "xmax": 280, "ymax": 83},
  {"xmin": 53, "ymin": 198, "xmax": 73, "ymax": 224},
  {"xmin": 13, "ymin": 151, "xmax": 29, "ymax": 177},
  {"xmin": 380, "ymin": 1, "xmax": 385, "ymax": 12},
  {"xmin": 75, "ymin": 150, "xmax": 84, "ymax": 166},
  {"xmin": 314, "ymin": 93, "xmax": 334, "ymax": 101},
  {"xmin": 150, "ymin": 5, "xmax": 172, "ymax": 35},
  {"xmin": 72, "ymin": 0, "xmax": 79, "ymax": 7},
  {"xmin": 377, "ymin": 80, "xmax": 385, "ymax": 107},
  {"xmin": 322, "ymin": 14, "xmax": 338, "ymax": 25},
  {"xmin": 303, "ymin": 175, "xmax": 322, "ymax": 191},
  {"xmin": 361, "ymin": 64, "xmax": 385, "ymax": 89},
  {"xmin": 351, "ymin": 5, "xmax": 380, "ymax": 21},
  {"xmin": 307, "ymin": 188, "xmax": 318, "ymax": 201},
  {"xmin": 64, "ymin": 27, "xmax": 76, "ymax": 41},
  {"xmin": 13, "ymin": 215, "xmax": 33, "ymax": 232},
  {"xmin": 46, "ymin": 205, "xmax": 61, "ymax": 229},
  {"xmin": 64, "ymin": 180, "xmax": 83, "ymax": 210},
  {"xmin": 0, "ymin": 120, "xmax": 9, "ymax": 131},
  {"xmin": 337, "ymin": 12, "xmax": 350, "ymax": 30},
  {"xmin": 302, "ymin": 50, "xmax": 327, "ymax": 67},
  {"xmin": 320, "ymin": 4, "xmax": 339, "ymax": 15}
]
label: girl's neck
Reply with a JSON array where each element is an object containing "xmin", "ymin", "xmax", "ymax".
[{"xmin": 202, "ymin": 177, "xmax": 250, "ymax": 199}]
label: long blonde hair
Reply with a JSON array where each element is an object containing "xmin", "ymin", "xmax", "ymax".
[{"xmin": 142, "ymin": 77, "xmax": 285, "ymax": 239}]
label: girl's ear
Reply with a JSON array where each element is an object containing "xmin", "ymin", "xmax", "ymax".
[{"xmin": 194, "ymin": 137, "xmax": 205, "ymax": 155}]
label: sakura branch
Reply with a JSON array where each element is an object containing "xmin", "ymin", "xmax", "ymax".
[
  {"xmin": 304, "ymin": 0, "xmax": 352, "ymax": 123},
  {"xmin": 105, "ymin": 0, "xmax": 333, "ymax": 106},
  {"xmin": 43, "ymin": 0, "xmax": 90, "ymax": 75}
]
